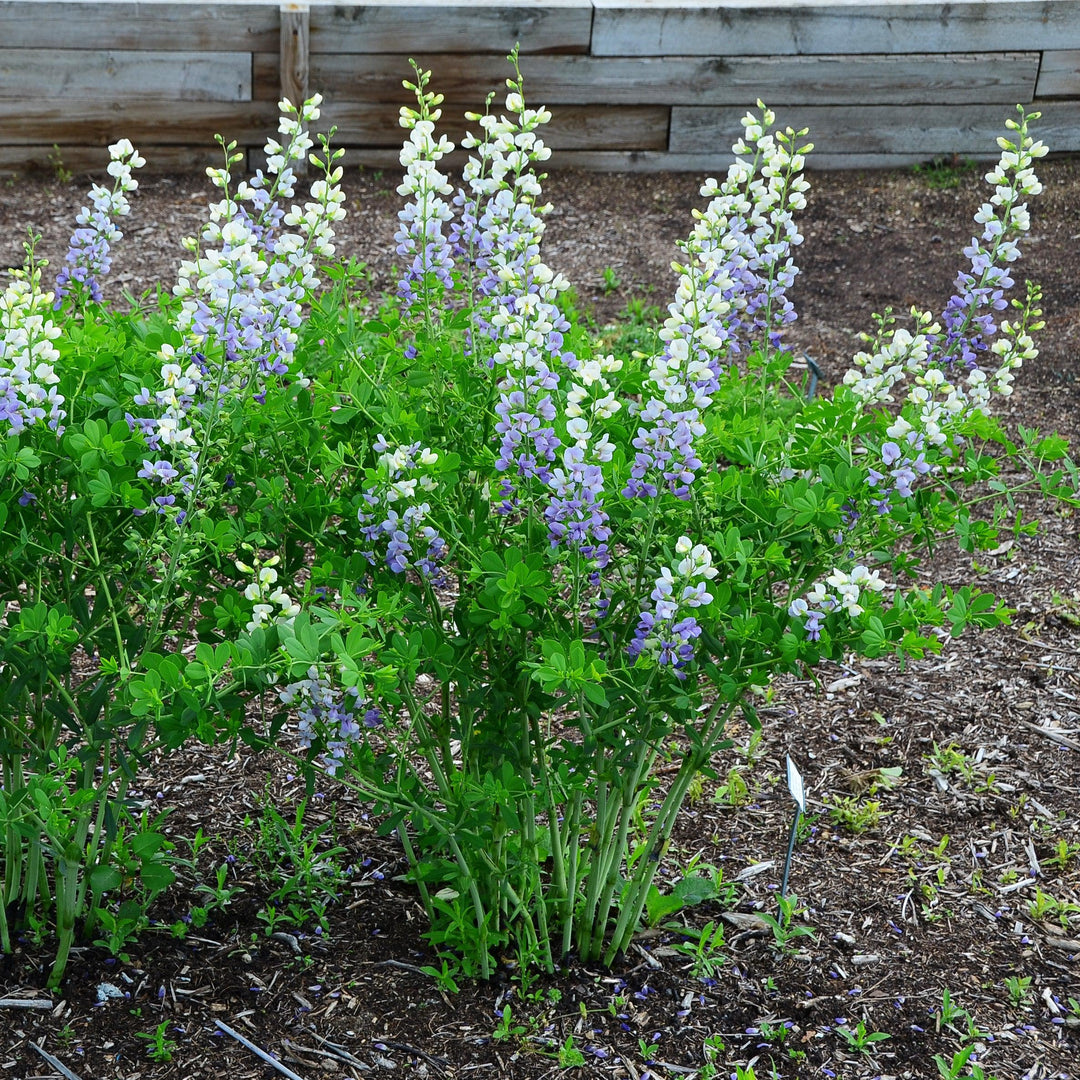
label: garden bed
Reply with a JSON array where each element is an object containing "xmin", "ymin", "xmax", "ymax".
[{"xmin": 0, "ymin": 146, "xmax": 1078, "ymax": 1079}]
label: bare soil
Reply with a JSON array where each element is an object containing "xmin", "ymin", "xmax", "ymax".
[{"xmin": 1, "ymin": 154, "xmax": 1078, "ymax": 1080}]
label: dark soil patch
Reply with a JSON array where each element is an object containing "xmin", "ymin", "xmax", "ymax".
[{"xmin": 1, "ymin": 152, "xmax": 1078, "ymax": 1080}]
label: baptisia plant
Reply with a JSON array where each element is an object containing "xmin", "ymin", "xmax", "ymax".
[
  {"xmin": 1, "ymin": 64, "xmax": 1075, "ymax": 990},
  {"xmin": 256, "ymin": 67, "xmax": 1075, "ymax": 980},
  {"xmin": 0, "ymin": 99, "xmax": 348, "ymax": 985}
]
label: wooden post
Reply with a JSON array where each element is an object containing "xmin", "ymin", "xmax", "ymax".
[{"xmin": 280, "ymin": 2, "xmax": 310, "ymax": 174}]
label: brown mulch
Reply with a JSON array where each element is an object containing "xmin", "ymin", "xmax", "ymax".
[{"xmin": 1, "ymin": 147, "xmax": 1079, "ymax": 1080}]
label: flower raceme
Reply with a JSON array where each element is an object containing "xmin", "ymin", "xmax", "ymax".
[
  {"xmin": 395, "ymin": 71, "xmax": 457, "ymax": 314},
  {"xmin": 624, "ymin": 106, "xmax": 810, "ymax": 501},
  {"xmin": 126, "ymin": 96, "xmax": 345, "ymax": 513},
  {"xmin": 629, "ymin": 538, "xmax": 719, "ymax": 674},
  {"xmin": 54, "ymin": 139, "xmax": 145, "ymax": 309},
  {"xmin": 842, "ymin": 111, "xmax": 1047, "ymax": 436},
  {"xmin": 236, "ymin": 557, "xmax": 301, "ymax": 633},
  {"xmin": 0, "ymin": 268, "xmax": 65, "ymax": 434},
  {"xmin": 357, "ymin": 436, "xmax": 447, "ymax": 581},
  {"xmin": 279, "ymin": 666, "xmax": 381, "ymax": 776}
]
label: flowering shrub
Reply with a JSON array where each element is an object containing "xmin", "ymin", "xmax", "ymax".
[{"xmin": 0, "ymin": 55, "xmax": 1076, "ymax": 986}]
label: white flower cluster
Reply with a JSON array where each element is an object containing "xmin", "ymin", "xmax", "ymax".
[
  {"xmin": 627, "ymin": 105, "xmax": 810, "ymax": 500},
  {"xmin": 81, "ymin": 138, "xmax": 143, "ymax": 233},
  {"xmin": 0, "ymin": 270, "xmax": 65, "ymax": 434},
  {"xmin": 131, "ymin": 96, "xmax": 345, "ymax": 458},
  {"xmin": 54, "ymin": 138, "xmax": 145, "ymax": 307},
  {"xmin": 461, "ymin": 94, "xmax": 552, "ymax": 200},
  {"xmin": 565, "ymin": 353, "xmax": 623, "ymax": 421},
  {"xmin": 843, "ymin": 317, "xmax": 935, "ymax": 406},
  {"xmin": 787, "ymin": 565, "xmax": 887, "ymax": 639},
  {"xmin": 236, "ymin": 556, "xmax": 301, "ymax": 633},
  {"xmin": 396, "ymin": 98, "xmax": 456, "ymax": 307},
  {"xmin": 842, "ymin": 112, "xmax": 1046, "ymax": 434}
]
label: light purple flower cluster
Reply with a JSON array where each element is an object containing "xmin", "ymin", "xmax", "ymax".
[
  {"xmin": 928, "ymin": 122, "xmax": 1042, "ymax": 374},
  {"xmin": 628, "ymin": 539, "xmax": 718, "ymax": 677},
  {"xmin": 125, "ymin": 96, "xmax": 345, "ymax": 514},
  {"xmin": 279, "ymin": 665, "xmax": 381, "ymax": 775},
  {"xmin": 0, "ymin": 271, "xmax": 65, "ymax": 435},
  {"xmin": 545, "ymin": 431, "xmax": 614, "ymax": 568},
  {"xmin": 357, "ymin": 436, "xmax": 447, "ymax": 581},
  {"xmin": 625, "ymin": 106, "xmax": 809, "ymax": 501},
  {"xmin": 54, "ymin": 140, "xmax": 144, "ymax": 308},
  {"xmin": 788, "ymin": 566, "xmax": 886, "ymax": 640},
  {"xmin": 135, "ymin": 457, "xmax": 185, "ymax": 518},
  {"xmin": 452, "ymin": 82, "xmax": 585, "ymax": 514},
  {"xmin": 866, "ymin": 434, "xmax": 933, "ymax": 513}
]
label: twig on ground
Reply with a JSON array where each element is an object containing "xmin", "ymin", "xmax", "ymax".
[
  {"xmin": 0, "ymin": 998, "xmax": 53, "ymax": 1009},
  {"xmin": 214, "ymin": 1019, "xmax": 309, "ymax": 1080},
  {"xmin": 30, "ymin": 1042, "xmax": 86, "ymax": 1080},
  {"xmin": 1020, "ymin": 719, "xmax": 1080, "ymax": 752}
]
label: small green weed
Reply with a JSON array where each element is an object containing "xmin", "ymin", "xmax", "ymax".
[
  {"xmin": 836, "ymin": 1019, "xmax": 891, "ymax": 1053},
  {"xmin": 136, "ymin": 1020, "xmax": 178, "ymax": 1063},
  {"xmin": 674, "ymin": 920, "xmax": 727, "ymax": 980},
  {"xmin": 757, "ymin": 893, "xmax": 816, "ymax": 955},
  {"xmin": 911, "ymin": 155, "xmax": 979, "ymax": 190},
  {"xmin": 47, "ymin": 144, "xmax": 73, "ymax": 184},
  {"xmin": 827, "ymin": 794, "xmax": 884, "ymax": 834},
  {"xmin": 1003, "ymin": 974, "xmax": 1032, "ymax": 1008},
  {"xmin": 557, "ymin": 1033, "xmax": 585, "ymax": 1067}
]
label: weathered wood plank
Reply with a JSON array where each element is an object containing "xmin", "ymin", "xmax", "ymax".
[
  {"xmin": 1037, "ymin": 51, "xmax": 1080, "ymax": 98},
  {"xmin": 317, "ymin": 102, "xmax": 669, "ymax": 151},
  {"xmin": 0, "ymin": 98, "xmax": 666, "ymax": 154},
  {"xmin": 670, "ymin": 102, "xmax": 1080, "ymax": 156},
  {"xmin": 344, "ymin": 148, "xmax": 970, "ymax": 174},
  {"xmin": 0, "ymin": 101, "xmax": 281, "ymax": 147},
  {"xmin": 0, "ymin": 49, "xmax": 252, "ymax": 101},
  {"xmin": 0, "ymin": 2, "xmax": 279, "ymax": 51},
  {"xmin": 280, "ymin": 3, "xmax": 310, "ymax": 107},
  {"xmin": 308, "ymin": 1, "xmax": 592, "ymax": 55},
  {"xmin": 254, "ymin": 51, "xmax": 1039, "ymax": 107},
  {"xmin": 592, "ymin": 1, "xmax": 1080, "ymax": 57},
  {"xmin": 0, "ymin": 144, "xmax": 245, "ymax": 177}
]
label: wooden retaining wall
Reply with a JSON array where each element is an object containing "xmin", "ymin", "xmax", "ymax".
[{"xmin": 2, "ymin": 1, "xmax": 1080, "ymax": 174}]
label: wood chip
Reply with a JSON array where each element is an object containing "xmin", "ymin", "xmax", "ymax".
[
  {"xmin": 214, "ymin": 1019, "xmax": 310, "ymax": 1080},
  {"xmin": 30, "ymin": 1042, "xmax": 86, "ymax": 1080}
]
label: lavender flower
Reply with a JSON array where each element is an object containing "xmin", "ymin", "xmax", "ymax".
[
  {"xmin": 626, "ymin": 105, "xmax": 810, "ymax": 500},
  {"xmin": 843, "ymin": 110, "xmax": 1046, "ymax": 440},
  {"xmin": 279, "ymin": 666, "xmax": 380, "ymax": 775},
  {"xmin": 357, "ymin": 437, "xmax": 446, "ymax": 581},
  {"xmin": 787, "ymin": 565, "xmax": 886, "ymax": 638},
  {"xmin": 127, "ymin": 96, "xmax": 346, "ymax": 516},
  {"xmin": 629, "ymin": 538, "xmax": 718, "ymax": 675},
  {"xmin": 395, "ymin": 77, "xmax": 456, "ymax": 316},
  {"xmin": 54, "ymin": 139, "xmax": 144, "ymax": 308},
  {"xmin": 0, "ymin": 268, "xmax": 66, "ymax": 434},
  {"xmin": 454, "ymin": 76, "xmax": 579, "ymax": 511}
]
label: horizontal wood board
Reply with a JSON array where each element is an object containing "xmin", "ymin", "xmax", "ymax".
[
  {"xmin": 0, "ymin": 100, "xmax": 668, "ymax": 152},
  {"xmin": 591, "ymin": 1, "xmax": 1080, "ymax": 56},
  {"xmin": 0, "ymin": 49, "xmax": 252, "ymax": 101},
  {"xmin": 252, "ymin": 51, "xmax": 1040, "ymax": 106},
  {"xmin": 1037, "ymin": 51, "xmax": 1080, "ymax": 98},
  {"xmin": 671, "ymin": 102, "xmax": 1080, "ymax": 156},
  {"xmin": 0, "ymin": 2, "xmax": 279, "ymax": 50},
  {"xmin": 342, "ymin": 148, "xmax": 992, "ymax": 174},
  {"xmin": 0, "ymin": 144, "xmax": 246, "ymax": 177},
  {"xmin": 308, "ymin": 3, "xmax": 592, "ymax": 55}
]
